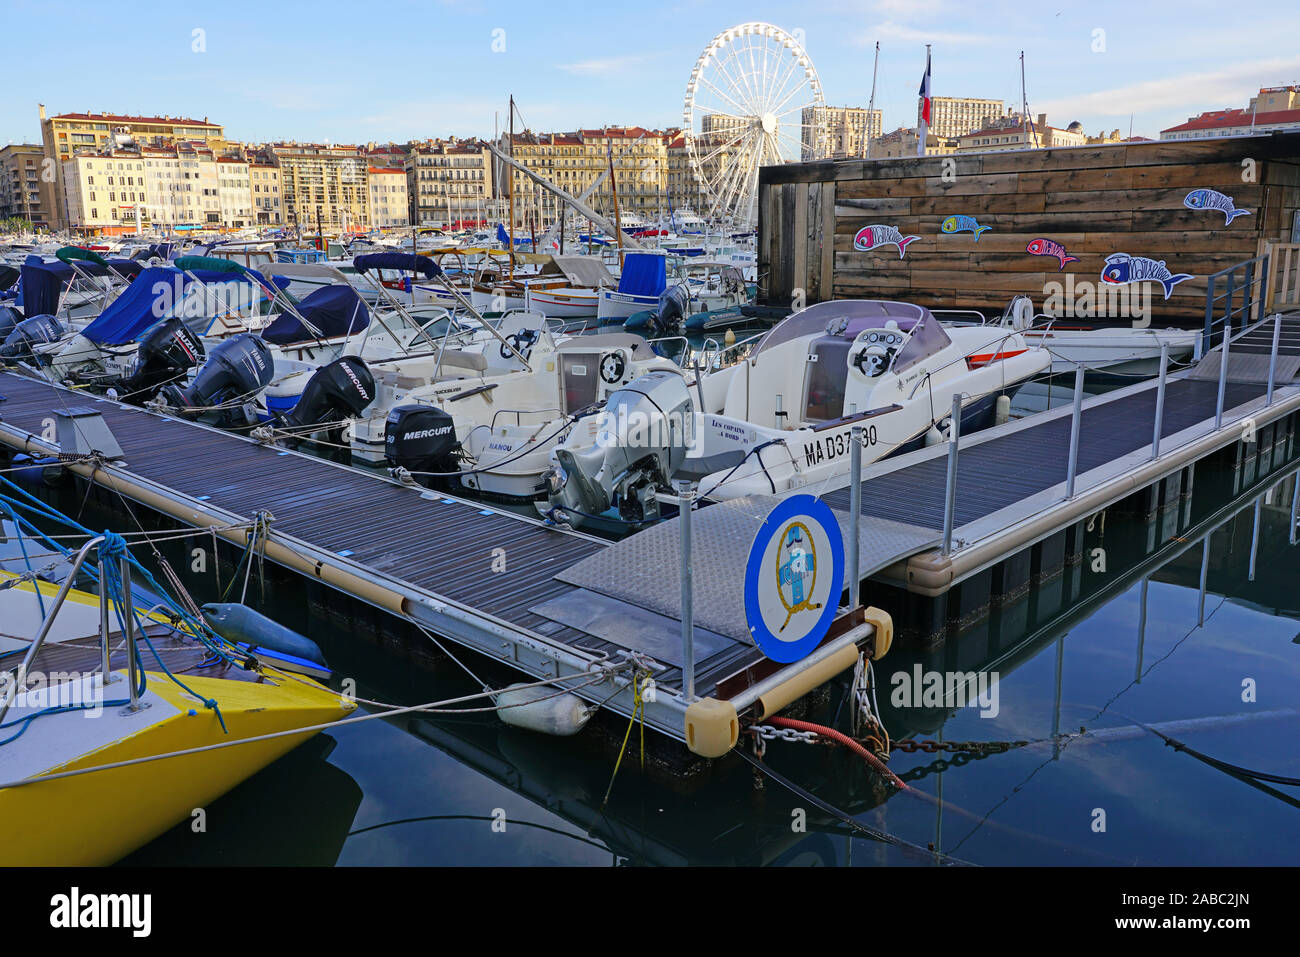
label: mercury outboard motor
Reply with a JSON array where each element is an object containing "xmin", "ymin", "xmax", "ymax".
[
  {"xmin": 385, "ymin": 405, "xmax": 460, "ymax": 489},
  {"xmin": 279, "ymin": 356, "xmax": 375, "ymax": 447},
  {"xmin": 548, "ymin": 370, "xmax": 693, "ymax": 524},
  {"xmin": 0, "ymin": 314, "xmax": 63, "ymax": 365},
  {"xmin": 115, "ymin": 317, "xmax": 205, "ymax": 403},
  {"xmin": 164, "ymin": 333, "xmax": 273, "ymax": 422}
]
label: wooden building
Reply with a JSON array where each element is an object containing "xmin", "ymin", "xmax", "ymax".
[{"xmin": 758, "ymin": 132, "xmax": 1300, "ymax": 320}]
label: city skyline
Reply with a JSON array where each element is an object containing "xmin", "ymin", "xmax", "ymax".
[{"xmin": 5, "ymin": 0, "xmax": 1300, "ymax": 148}]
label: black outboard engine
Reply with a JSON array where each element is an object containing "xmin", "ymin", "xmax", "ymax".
[
  {"xmin": 384, "ymin": 405, "xmax": 460, "ymax": 489},
  {"xmin": 164, "ymin": 333, "xmax": 273, "ymax": 423},
  {"xmin": 647, "ymin": 284, "xmax": 689, "ymax": 338},
  {"xmin": 280, "ymin": 355, "xmax": 375, "ymax": 447},
  {"xmin": 115, "ymin": 317, "xmax": 205, "ymax": 403},
  {"xmin": 0, "ymin": 305, "xmax": 23, "ymax": 343},
  {"xmin": 0, "ymin": 314, "xmax": 63, "ymax": 365}
]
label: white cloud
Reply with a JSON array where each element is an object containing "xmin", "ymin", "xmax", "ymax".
[
  {"xmin": 1038, "ymin": 55, "xmax": 1300, "ymax": 119},
  {"xmin": 557, "ymin": 55, "xmax": 652, "ymax": 76}
]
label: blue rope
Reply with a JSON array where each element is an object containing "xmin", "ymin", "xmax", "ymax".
[{"xmin": 0, "ymin": 700, "xmax": 132, "ymax": 746}]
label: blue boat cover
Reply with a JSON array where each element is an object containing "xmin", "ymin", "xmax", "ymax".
[
  {"xmin": 146, "ymin": 242, "xmax": 175, "ymax": 261},
  {"xmin": 495, "ymin": 223, "xmax": 532, "ymax": 248},
  {"xmin": 19, "ymin": 256, "xmax": 142, "ymax": 318},
  {"xmin": 261, "ymin": 284, "xmax": 369, "ymax": 345},
  {"xmin": 617, "ymin": 253, "xmax": 667, "ymax": 297},
  {"xmin": 80, "ymin": 266, "xmax": 289, "ymax": 345},
  {"xmin": 353, "ymin": 252, "xmax": 440, "ymax": 278}
]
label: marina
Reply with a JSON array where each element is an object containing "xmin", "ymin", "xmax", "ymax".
[{"xmin": 0, "ymin": 4, "xmax": 1297, "ymax": 909}]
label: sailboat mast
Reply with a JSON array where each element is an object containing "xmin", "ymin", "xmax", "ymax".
[
  {"xmin": 608, "ymin": 136, "xmax": 624, "ymax": 256},
  {"xmin": 867, "ymin": 40, "xmax": 879, "ymax": 159},
  {"xmin": 1020, "ymin": 51, "xmax": 1033, "ymax": 148},
  {"xmin": 508, "ymin": 95, "xmax": 516, "ymax": 277}
]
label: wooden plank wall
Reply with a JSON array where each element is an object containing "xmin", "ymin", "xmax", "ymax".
[{"xmin": 759, "ymin": 133, "xmax": 1300, "ymax": 320}]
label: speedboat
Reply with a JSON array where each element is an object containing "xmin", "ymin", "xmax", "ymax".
[{"xmin": 544, "ymin": 299, "xmax": 1051, "ymax": 526}]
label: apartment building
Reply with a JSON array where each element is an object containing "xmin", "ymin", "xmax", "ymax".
[
  {"xmin": 406, "ymin": 139, "xmax": 491, "ymax": 229},
  {"xmin": 39, "ymin": 105, "xmax": 225, "ymax": 228},
  {"xmin": 250, "ymin": 163, "xmax": 283, "ymax": 226},
  {"xmin": 267, "ymin": 142, "xmax": 370, "ymax": 232},
  {"xmin": 868, "ymin": 127, "xmax": 958, "ymax": 158},
  {"xmin": 956, "ymin": 113, "xmax": 1088, "ymax": 152},
  {"xmin": 217, "ymin": 156, "xmax": 252, "ymax": 228},
  {"xmin": 920, "ymin": 97, "xmax": 1004, "ymax": 139},
  {"xmin": 0, "ymin": 144, "xmax": 55, "ymax": 227},
  {"xmin": 367, "ymin": 166, "xmax": 408, "ymax": 228},
  {"xmin": 1161, "ymin": 85, "xmax": 1300, "ymax": 140}
]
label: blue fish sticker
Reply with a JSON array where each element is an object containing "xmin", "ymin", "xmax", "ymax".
[
  {"xmin": 1100, "ymin": 253, "xmax": 1194, "ymax": 300},
  {"xmin": 941, "ymin": 215, "xmax": 991, "ymax": 241},
  {"xmin": 1183, "ymin": 188, "xmax": 1251, "ymax": 225}
]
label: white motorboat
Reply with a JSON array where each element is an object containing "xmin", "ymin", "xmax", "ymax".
[{"xmin": 545, "ymin": 299, "xmax": 1052, "ymax": 525}]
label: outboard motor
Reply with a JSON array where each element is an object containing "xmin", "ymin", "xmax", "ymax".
[
  {"xmin": 0, "ymin": 305, "xmax": 23, "ymax": 343},
  {"xmin": 280, "ymin": 355, "xmax": 375, "ymax": 447},
  {"xmin": 548, "ymin": 370, "xmax": 693, "ymax": 524},
  {"xmin": 0, "ymin": 314, "xmax": 64, "ymax": 365},
  {"xmin": 384, "ymin": 405, "xmax": 460, "ymax": 489},
  {"xmin": 115, "ymin": 317, "xmax": 205, "ymax": 403},
  {"xmin": 644, "ymin": 284, "xmax": 689, "ymax": 339},
  {"xmin": 164, "ymin": 333, "xmax": 273, "ymax": 422}
]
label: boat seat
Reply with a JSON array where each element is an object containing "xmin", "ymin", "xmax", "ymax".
[{"xmin": 438, "ymin": 349, "xmax": 489, "ymax": 373}]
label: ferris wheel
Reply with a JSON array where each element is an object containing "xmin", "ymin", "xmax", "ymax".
[{"xmin": 683, "ymin": 22, "xmax": 826, "ymax": 228}]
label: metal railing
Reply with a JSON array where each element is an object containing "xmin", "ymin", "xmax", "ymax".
[
  {"xmin": 1203, "ymin": 253, "xmax": 1270, "ymax": 355},
  {"xmin": 1264, "ymin": 242, "xmax": 1300, "ymax": 310},
  {"xmin": 0, "ymin": 536, "xmax": 145, "ymax": 725}
]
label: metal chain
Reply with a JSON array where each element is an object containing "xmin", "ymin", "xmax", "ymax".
[
  {"xmin": 748, "ymin": 724, "xmax": 823, "ymax": 744},
  {"xmin": 892, "ymin": 738, "xmax": 1033, "ymax": 783}
]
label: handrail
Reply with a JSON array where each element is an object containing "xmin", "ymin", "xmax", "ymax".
[
  {"xmin": 1203, "ymin": 253, "xmax": 1269, "ymax": 353},
  {"xmin": 0, "ymin": 535, "xmax": 106, "ymax": 725}
]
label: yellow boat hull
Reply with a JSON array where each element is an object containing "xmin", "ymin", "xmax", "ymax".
[{"xmin": 0, "ymin": 671, "xmax": 354, "ymax": 866}]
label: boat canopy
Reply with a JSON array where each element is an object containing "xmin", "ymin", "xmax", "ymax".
[
  {"xmin": 55, "ymin": 246, "xmax": 110, "ymax": 267},
  {"xmin": 0, "ymin": 265, "xmax": 19, "ymax": 292},
  {"xmin": 540, "ymin": 255, "xmax": 614, "ymax": 287},
  {"xmin": 617, "ymin": 252, "xmax": 667, "ymax": 297},
  {"xmin": 80, "ymin": 266, "xmax": 288, "ymax": 345},
  {"xmin": 262, "ymin": 284, "xmax": 369, "ymax": 345},
  {"xmin": 755, "ymin": 300, "xmax": 951, "ymax": 371},
  {"xmin": 174, "ymin": 255, "xmax": 245, "ymax": 274},
  {"xmin": 19, "ymin": 256, "xmax": 143, "ymax": 318},
  {"xmin": 353, "ymin": 252, "xmax": 441, "ymax": 278}
]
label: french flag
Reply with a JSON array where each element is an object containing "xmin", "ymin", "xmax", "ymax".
[{"xmin": 917, "ymin": 49, "xmax": 932, "ymax": 156}]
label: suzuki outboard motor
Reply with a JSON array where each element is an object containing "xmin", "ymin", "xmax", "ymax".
[
  {"xmin": 548, "ymin": 370, "xmax": 693, "ymax": 524},
  {"xmin": 165, "ymin": 332, "xmax": 273, "ymax": 421},
  {"xmin": 385, "ymin": 405, "xmax": 460, "ymax": 489},
  {"xmin": 635, "ymin": 284, "xmax": 690, "ymax": 338},
  {"xmin": 0, "ymin": 314, "xmax": 63, "ymax": 365},
  {"xmin": 280, "ymin": 355, "xmax": 375, "ymax": 447},
  {"xmin": 115, "ymin": 317, "xmax": 205, "ymax": 403}
]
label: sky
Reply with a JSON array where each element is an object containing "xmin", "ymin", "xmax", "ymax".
[{"xmin": 4, "ymin": 0, "xmax": 1299, "ymax": 148}]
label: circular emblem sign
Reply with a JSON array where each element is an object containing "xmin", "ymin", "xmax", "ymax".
[{"xmin": 743, "ymin": 494, "xmax": 845, "ymax": 664}]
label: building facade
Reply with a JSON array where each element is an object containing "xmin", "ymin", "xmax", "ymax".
[
  {"xmin": 920, "ymin": 97, "xmax": 1004, "ymax": 139},
  {"xmin": 1161, "ymin": 86, "xmax": 1300, "ymax": 140},
  {"xmin": 250, "ymin": 163, "xmax": 283, "ymax": 225},
  {"xmin": 39, "ymin": 106, "xmax": 225, "ymax": 229},
  {"xmin": 956, "ymin": 113, "xmax": 1088, "ymax": 152},
  {"xmin": 802, "ymin": 106, "xmax": 883, "ymax": 159},
  {"xmin": 217, "ymin": 156, "xmax": 252, "ymax": 228},
  {"xmin": 367, "ymin": 166, "xmax": 409, "ymax": 228},
  {"xmin": 267, "ymin": 143, "xmax": 370, "ymax": 233},
  {"xmin": 0, "ymin": 144, "xmax": 55, "ymax": 228},
  {"xmin": 868, "ymin": 127, "xmax": 957, "ymax": 158},
  {"xmin": 406, "ymin": 140, "xmax": 492, "ymax": 229}
]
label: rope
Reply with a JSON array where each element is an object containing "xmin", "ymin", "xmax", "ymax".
[
  {"xmin": 766, "ymin": 716, "xmax": 906, "ymax": 789},
  {"xmin": 600, "ymin": 671, "xmax": 648, "ymax": 810}
]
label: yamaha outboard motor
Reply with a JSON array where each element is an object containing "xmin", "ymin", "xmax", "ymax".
[
  {"xmin": 0, "ymin": 314, "xmax": 63, "ymax": 365},
  {"xmin": 280, "ymin": 355, "xmax": 375, "ymax": 447},
  {"xmin": 115, "ymin": 317, "xmax": 205, "ymax": 403},
  {"xmin": 548, "ymin": 370, "xmax": 693, "ymax": 524},
  {"xmin": 164, "ymin": 333, "xmax": 273, "ymax": 424},
  {"xmin": 384, "ymin": 405, "xmax": 460, "ymax": 490}
]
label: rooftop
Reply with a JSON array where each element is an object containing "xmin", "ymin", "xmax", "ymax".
[{"xmin": 1161, "ymin": 107, "xmax": 1300, "ymax": 133}]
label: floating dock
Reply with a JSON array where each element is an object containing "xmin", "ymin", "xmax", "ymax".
[{"xmin": 0, "ymin": 312, "xmax": 1296, "ymax": 756}]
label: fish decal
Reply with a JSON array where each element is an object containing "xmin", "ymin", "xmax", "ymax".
[
  {"xmin": 853, "ymin": 224, "xmax": 920, "ymax": 259},
  {"xmin": 940, "ymin": 215, "xmax": 992, "ymax": 241},
  {"xmin": 1100, "ymin": 252, "xmax": 1194, "ymax": 300},
  {"xmin": 1183, "ymin": 188, "xmax": 1251, "ymax": 225},
  {"xmin": 1026, "ymin": 238, "xmax": 1080, "ymax": 271}
]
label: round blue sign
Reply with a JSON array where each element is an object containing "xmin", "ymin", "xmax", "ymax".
[{"xmin": 743, "ymin": 494, "xmax": 845, "ymax": 664}]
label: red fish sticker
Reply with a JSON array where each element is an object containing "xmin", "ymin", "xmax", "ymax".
[{"xmin": 1026, "ymin": 237, "xmax": 1080, "ymax": 271}]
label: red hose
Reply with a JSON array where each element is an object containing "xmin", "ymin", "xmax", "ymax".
[{"xmin": 767, "ymin": 716, "xmax": 907, "ymax": 790}]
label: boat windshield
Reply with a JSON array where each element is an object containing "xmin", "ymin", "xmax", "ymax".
[{"xmin": 754, "ymin": 300, "xmax": 938, "ymax": 357}]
